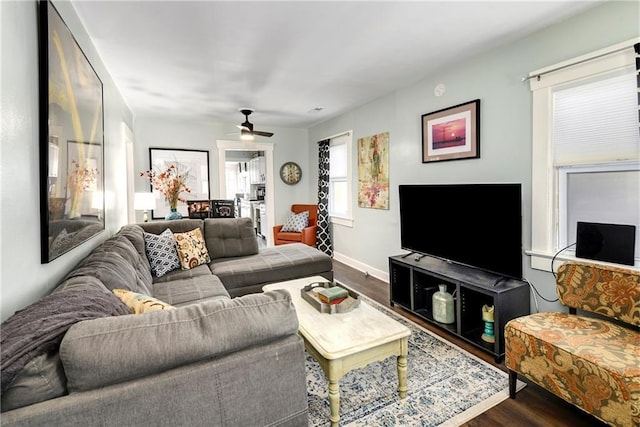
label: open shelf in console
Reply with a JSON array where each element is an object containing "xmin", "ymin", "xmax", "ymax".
[
  {"xmin": 389, "ymin": 254, "xmax": 530, "ymax": 360},
  {"xmin": 412, "ymin": 270, "xmax": 457, "ymax": 333}
]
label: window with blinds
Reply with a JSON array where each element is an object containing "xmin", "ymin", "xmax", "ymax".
[
  {"xmin": 553, "ymin": 70, "xmax": 638, "ymax": 165},
  {"xmin": 328, "ymin": 133, "xmax": 353, "ymax": 224},
  {"xmin": 528, "ymin": 39, "xmax": 640, "ymax": 271},
  {"xmin": 553, "ymin": 65, "xmax": 640, "ymax": 259}
]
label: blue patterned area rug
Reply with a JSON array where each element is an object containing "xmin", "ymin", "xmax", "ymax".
[{"xmin": 305, "ymin": 292, "xmax": 525, "ymax": 426}]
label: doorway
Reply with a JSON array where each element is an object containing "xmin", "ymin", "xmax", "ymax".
[{"xmin": 216, "ymin": 140, "xmax": 275, "ymax": 246}]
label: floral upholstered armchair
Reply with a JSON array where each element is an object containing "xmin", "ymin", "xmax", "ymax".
[{"xmin": 505, "ymin": 261, "xmax": 639, "ymax": 427}]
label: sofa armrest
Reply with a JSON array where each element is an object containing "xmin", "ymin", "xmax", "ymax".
[
  {"xmin": 60, "ymin": 290, "xmax": 298, "ymax": 392},
  {"xmin": 300, "ymin": 225, "xmax": 317, "ymax": 246}
]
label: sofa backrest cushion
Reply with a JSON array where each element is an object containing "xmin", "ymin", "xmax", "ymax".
[
  {"xmin": 204, "ymin": 217, "xmax": 258, "ymax": 259},
  {"xmin": 139, "ymin": 219, "xmax": 204, "ymax": 237},
  {"xmin": 556, "ymin": 261, "xmax": 640, "ymax": 326},
  {"xmin": 117, "ymin": 225, "xmax": 153, "ymax": 281},
  {"xmin": 53, "ymin": 275, "xmax": 110, "ymax": 295},
  {"xmin": 59, "ymin": 290, "xmax": 298, "ymax": 392},
  {"xmin": 68, "ymin": 235, "xmax": 152, "ymax": 295}
]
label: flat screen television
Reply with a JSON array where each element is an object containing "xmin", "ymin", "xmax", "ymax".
[{"xmin": 399, "ymin": 183, "xmax": 522, "ymax": 280}]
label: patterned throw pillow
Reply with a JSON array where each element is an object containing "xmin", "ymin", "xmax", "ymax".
[
  {"xmin": 281, "ymin": 211, "xmax": 309, "ymax": 233},
  {"xmin": 143, "ymin": 228, "xmax": 181, "ymax": 278},
  {"xmin": 112, "ymin": 289, "xmax": 175, "ymax": 314},
  {"xmin": 174, "ymin": 227, "xmax": 211, "ymax": 270}
]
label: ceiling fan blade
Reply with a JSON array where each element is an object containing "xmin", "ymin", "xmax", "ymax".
[{"xmin": 253, "ymin": 130, "xmax": 274, "ymax": 137}]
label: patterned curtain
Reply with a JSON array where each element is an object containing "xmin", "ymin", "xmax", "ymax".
[
  {"xmin": 316, "ymin": 139, "xmax": 333, "ymax": 256},
  {"xmin": 635, "ymin": 43, "xmax": 639, "ymax": 120}
]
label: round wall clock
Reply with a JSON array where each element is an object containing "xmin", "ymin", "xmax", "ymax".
[{"xmin": 280, "ymin": 161, "xmax": 302, "ymax": 185}]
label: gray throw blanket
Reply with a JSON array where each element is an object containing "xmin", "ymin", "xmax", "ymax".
[{"xmin": 1, "ymin": 289, "xmax": 131, "ymax": 392}]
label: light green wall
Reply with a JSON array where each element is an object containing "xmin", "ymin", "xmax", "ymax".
[
  {"xmin": 1, "ymin": 1, "xmax": 637, "ymax": 320},
  {"xmin": 309, "ymin": 0, "xmax": 639, "ymax": 312},
  {"xmin": 0, "ymin": 1, "xmax": 133, "ymax": 321},
  {"xmin": 132, "ymin": 116, "xmax": 311, "ymax": 225}
]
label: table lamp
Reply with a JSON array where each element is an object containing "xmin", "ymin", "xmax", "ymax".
[
  {"xmin": 91, "ymin": 191, "xmax": 104, "ymax": 220},
  {"xmin": 134, "ymin": 192, "xmax": 156, "ymax": 222}
]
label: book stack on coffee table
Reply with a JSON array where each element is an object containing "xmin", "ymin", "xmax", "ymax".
[{"xmin": 317, "ymin": 286, "xmax": 349, "ymax": 305}]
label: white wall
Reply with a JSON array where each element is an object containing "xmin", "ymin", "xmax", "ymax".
[
  {"xmin": 0, "ymin": 1, "xmax": 132, "ymax": 321},
  {"xmin": 309, "ymin": 1, "xmax": 639, "ymax": 313}
]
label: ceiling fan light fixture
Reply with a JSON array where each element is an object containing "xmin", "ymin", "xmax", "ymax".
[
  {"xmin": 240, "ymin": 129, "xmax": 254, "ymax": 141},
  {"xmin": 235, "ymin": 108, "xmax": 273, "ymax": 139}
]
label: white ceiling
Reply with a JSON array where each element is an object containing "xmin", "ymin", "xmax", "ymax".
[{"xmin": 71, "ymin": 0, "xmax": 600, "ymax": 129}]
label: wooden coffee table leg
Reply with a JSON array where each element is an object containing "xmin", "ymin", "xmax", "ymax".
[
  {"xmin": 328, "ymin": 377, "xmax": 340, "ymax": 426},
  {"xmin": 397, "ymin": 337, "xmax": 408, "ymax": 398}
]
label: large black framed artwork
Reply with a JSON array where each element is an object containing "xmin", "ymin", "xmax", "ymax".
[
  {"xmin": 39, "ymin": 0, "xmax": 105, "ymax": 263},
  {"xmin": 147, "ymin": 148, "xmax": 210, "ymax": 220}
]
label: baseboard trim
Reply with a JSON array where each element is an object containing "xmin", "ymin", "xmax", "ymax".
[{"xmin": 332, "ymin": 251, "xmax": 389, "ymax": 283}]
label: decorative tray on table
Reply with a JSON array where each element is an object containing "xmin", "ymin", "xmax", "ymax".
[{"xmin": 301, "ymin": 281, "xmax": 361, "ymax": 314}]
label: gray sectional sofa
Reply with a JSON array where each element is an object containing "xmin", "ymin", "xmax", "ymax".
[{"xmin": 1, "ymin": 217, "xmax": 333, "ymax": 426}]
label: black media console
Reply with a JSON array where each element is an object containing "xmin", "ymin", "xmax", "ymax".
[{"xmin": 389, "ymin": 254, "xmax": 530, "ymax": 361}]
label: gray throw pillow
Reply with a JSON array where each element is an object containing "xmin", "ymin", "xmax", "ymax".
[{"xmin": 143, "ymin": 228, "xmax": 180, "ymax": 278}]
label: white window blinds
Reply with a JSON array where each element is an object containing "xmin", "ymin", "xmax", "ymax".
[{"xmin": 552, "ymin": 70, "xmax": 639, "ymax": 166}]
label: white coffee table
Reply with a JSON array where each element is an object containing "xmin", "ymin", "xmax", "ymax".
[{"xmin": 264, "ymin": 276, "xmax": 410, "ymax": 426}]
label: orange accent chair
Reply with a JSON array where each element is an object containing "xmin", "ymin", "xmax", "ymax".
[{"xmin": 273, "ymin": 204, "xmax": 318, "ymax": 247}]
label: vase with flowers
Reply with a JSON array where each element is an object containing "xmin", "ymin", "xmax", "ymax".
[
  {"xmin": 67, "ymin": 160, "xmax": 99, "ymax": 219},
  {"xmin": 140, "ymin": 162, "xmax": 191, "ymax": 220}
]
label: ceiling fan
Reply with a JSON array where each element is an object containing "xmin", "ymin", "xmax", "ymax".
[{"xmin": 234, "ymin": 108, "xmax": 274, "ymax": 140}]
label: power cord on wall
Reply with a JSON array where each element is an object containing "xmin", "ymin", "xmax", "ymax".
[
  {"xmin": 522, "ymin": 277, "xmax": 556, "ymax": 313},
  {"xmin": 551, "ymin": 242, "xmax": 576, "ymax": 279},
  {"xmin": 524, "ymin": 242, "xmax": 576, "ymax": 313}
]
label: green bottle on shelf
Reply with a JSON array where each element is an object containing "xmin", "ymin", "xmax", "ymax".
[{"xmin": 432, "ymin": 284, "xmax": 455, "ymax": 324}]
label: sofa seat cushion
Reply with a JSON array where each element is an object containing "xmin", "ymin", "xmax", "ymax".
[
  {"xmin": 505, "ymin": 312, "xmax": 639, "ymax": 427},
  {"xmin": 274, "ymin": 231, "xmax": 303, "ymax": 243},
  {"xmin": 152, "ymin": 274, "xmax": 230, "ymax": 306},
  {"xmin": 153, "ymin": 264, "xmax": 212, "ymax": 283},
  {"xmin": 209, "ymin": 243, "xmax": 333, "ymax": 294},
  {"xmin": 59, "ymin": 290, "xmax": 298, "ymax": 392}
]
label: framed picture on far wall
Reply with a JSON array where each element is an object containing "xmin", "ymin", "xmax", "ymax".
[
  {"xmin": 421, "ymin": 99, "xmax": 480, "ymax": 163},
  {"xmin": 148, "ymin": 148, "xmax": 210, "ymax": 219}
]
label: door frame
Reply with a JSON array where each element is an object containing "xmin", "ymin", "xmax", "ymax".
[{"xmin": 216, "ymin": 140, "xmax": 274, "ymax": 246}]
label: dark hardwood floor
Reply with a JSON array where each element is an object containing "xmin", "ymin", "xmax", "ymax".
[{"xmin": 332, "ymin": 259, "xmax": 606, "ymax": 427}]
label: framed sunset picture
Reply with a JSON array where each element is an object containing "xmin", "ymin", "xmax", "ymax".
[{"xmin": 421, "ymin": 99, "xmax": 480, "ymax": 163}]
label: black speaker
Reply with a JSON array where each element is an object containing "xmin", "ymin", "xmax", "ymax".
[{"xmin": 576, "ymin": 222, "xmax": 636, "ymax": 266}]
